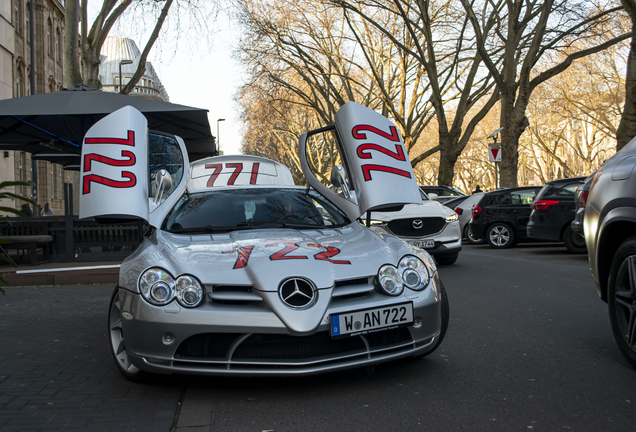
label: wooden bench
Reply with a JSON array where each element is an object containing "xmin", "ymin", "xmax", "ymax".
[{"xmin": 1, "ymin": 222, "xmax": 52, "ymax": 265}]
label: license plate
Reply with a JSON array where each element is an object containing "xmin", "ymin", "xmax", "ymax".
[
  {"xmin": 330, "ymin": 303, "xmax": 414, "ymax": 339},
  {"xmin": 410, "ymin": 239, "xmax": 435, "ymax": 248}
]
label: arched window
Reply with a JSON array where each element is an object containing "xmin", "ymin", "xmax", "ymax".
[
  {"xmin": 16, "ymin": 67, "xmax": 22, "ymax": 97},
  {"xmin": 55, "ymin": 28, "xmax": 60, "ymax": 63},
  {"xmin": 47, "ymin": 19, "xmax": 52, "ymax": 55}
]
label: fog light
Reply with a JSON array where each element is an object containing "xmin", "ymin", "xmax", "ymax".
[
  {"xmin": 413, "ymin": 317, "xmax": 422, "ymax": 328},
  {"xmin": 162, "ymin": 333, "xmax": 175, "ymax": 345},
  {"xmin": 122, "ymin": 312, "xmax": 133, "ymax": 320}
]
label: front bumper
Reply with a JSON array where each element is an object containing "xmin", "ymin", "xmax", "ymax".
[
  {"xmin": 118, "ymin": 273, "xmax": 444, "ymax": 376},
  {"xmin": 371, "ymin": 223, "xmax": 462, "ymax": 258}
]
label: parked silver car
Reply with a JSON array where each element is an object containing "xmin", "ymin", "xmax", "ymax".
[
  {"xmin": 81, "ymin": 103, "xmax": 449, "ymax": 381},
  {"xmin": 585, "ymin": 138, "xmax": 636, "ymax": 369}
]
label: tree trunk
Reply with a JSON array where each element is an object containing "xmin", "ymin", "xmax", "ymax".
[
  {"xmin": 63, "ymin": 0, "xmax": 82, "ymax": 87},
  {"xmin": 617, "ymin": 36, "xmax": 636, "ymax": 150},
  {"xmin": 437, "ymin": 133, "xmax": 456, "ymax": 186},
  {"xmin": 82, "ymin": 48, "xmax": 102, "ymax": 90},
  {"xmin": 499, "ymin": 93, "xmax": 519, "ymax": 187}
]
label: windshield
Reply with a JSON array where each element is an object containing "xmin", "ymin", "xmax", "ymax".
[
  {"xmin": 162, "ymin": 188, "xmax": 351, "ymax": 233},
  {"xmin": 419, "ymin": 190, "xmax": 430, "ymax": 201}
]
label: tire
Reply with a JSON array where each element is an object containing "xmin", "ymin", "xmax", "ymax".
[
  {"xmin": 436, "ymin": 253, "xmax": 459, "ymax": 266},
  {"xmin": 108, "ymin": 287, "xmax": 149, "ymax": 382},
  {"xmin": 563, "ymin": 225, "xmax": 587, "ymax": 254},
  {"xmin": 464, "ymin": 224, "xmax": 485, "ymax": 245},
  {"xmin": 419, "ymin": 280, "xmax": 449, "ymax": 358},
  {"xmin": 607, "ymin": 238, "xmax": 636, "ymax": 369},
  {"xmin": 486, "ymin": 223, "xmax": 516, "ymax": 249}
]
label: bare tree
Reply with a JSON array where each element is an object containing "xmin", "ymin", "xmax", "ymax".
[
  {"xmin": 460, "ymin": 0, "xmax": 629, "ymax": 186},
  {"xmin": 236, "ymin": 0, "xmax": 440, "ymax": 178},
  {"xmin": 64, "ymin": 0, "xmax": 209, "ymax": 93},
  {"xmin": 328, "ymin": 0, "xmax": 501, "ymax": 185}
]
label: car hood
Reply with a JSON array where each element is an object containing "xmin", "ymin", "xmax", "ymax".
[
  {"xmin": 369, "ymin": 200, "xmax": 453, "ymax": 221},
  {"xmin": 120, "ymin": 223, "xmax": 414, "ymax": 334}
]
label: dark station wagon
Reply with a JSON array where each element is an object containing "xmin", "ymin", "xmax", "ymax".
[{"xmin": 469, "ymin": 186, "xmax": 542, "ymax": 248}]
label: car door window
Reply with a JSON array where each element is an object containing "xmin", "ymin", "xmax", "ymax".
[
  {"xmin": 556, "ymin": 183, "xmax": 580, "ymax": 196},
  {"xmin": 149, "ymin": 132, "xmax": 184, "ymax": 202},
  {"xmin": 510, "ymin": 190, "xmax": 536, "ymax": 205},
  {"xmin": 497, "ymin": 193, "xmax": 512, "ymax": 205}
]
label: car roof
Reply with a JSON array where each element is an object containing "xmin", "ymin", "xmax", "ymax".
[
  {"xmin": 483, "ymin": 186, "xmax": 539, "ymax": 195},
  {"xmin": 545, "ymin": 176, "xmax": 587, "ymax": 186}
]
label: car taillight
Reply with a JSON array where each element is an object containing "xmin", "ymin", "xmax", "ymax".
[
  {"xmin": 531, "ymin": 200, "xmax": 559, "ymax": 210},
  {"xmin": 472, "ymin": 205, "xmax": 482, "ymax": 218},
  {"xmin": 455, "ymin": 207, "xmax": 463, "ymax": 215},
  {"xmin": 575, "ymin": 190, "xmax": 589, "ymax": 209}
]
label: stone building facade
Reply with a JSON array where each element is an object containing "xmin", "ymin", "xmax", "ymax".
[{"xmin": 0, "ymin": 0, "xmax": 68, "ymax": 217}]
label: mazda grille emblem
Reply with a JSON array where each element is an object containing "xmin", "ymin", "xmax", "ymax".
[
  {"xmin": 412, "ymin": 219, "xmax": 423, "ymax": 229},
  {"xmin": 279, "ymin": 278, "xmax": 317, "ymax": 309}
]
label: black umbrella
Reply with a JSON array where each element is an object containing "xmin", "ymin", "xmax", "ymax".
[{"xmin": 0, "ymin": 84, "xmax": 216, "ymax": 164}]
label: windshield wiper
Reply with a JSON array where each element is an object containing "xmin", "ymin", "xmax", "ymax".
[
  {"xmin": 169, "ymin": 221, "xmax": 320, "ymax": 234},
  {"xmin": 168, "ymin": 225, "xmax": 246, "ymax": 234}
]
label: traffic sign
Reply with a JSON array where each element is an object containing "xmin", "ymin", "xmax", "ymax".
[{"xmin": 489, "ymin": 146, "xmax": 501, "ymax": 162}]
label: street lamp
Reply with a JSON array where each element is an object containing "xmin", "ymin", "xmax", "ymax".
[
  {"xmin": 217, "ymin": 118, "xmax": 226, "ymax": 155},
  {"xmin": 118, "ymin": 60, "xmax": 133, "ymax": 93}
]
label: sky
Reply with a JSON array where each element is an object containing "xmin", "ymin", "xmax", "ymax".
[{"xmin": 89, "ymin": 2, "xmax": 245, "ymax": 156}]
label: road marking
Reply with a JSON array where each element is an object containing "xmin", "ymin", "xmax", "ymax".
[
  {"xmin": 462, "ymin": 252, "xmax": 589, "ymax": 270},
  {"xmin": 15, "ymin": 264, "xmax": 121, "ymax": 274}
]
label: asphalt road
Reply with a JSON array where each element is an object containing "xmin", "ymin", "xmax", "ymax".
[{"xmin": 1, "ymin": 242, "xmax": 636, "ymax": 431}]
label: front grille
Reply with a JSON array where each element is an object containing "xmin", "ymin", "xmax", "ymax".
[
  {"xmin": 387, "ymin": 217, "xmax": 445, "ymax": 237},
  {"xmin": 174, "ymin": 328, "xmax": 413, "ymax": 362},
  {"xmin": 232, "ymin": 333, "xmax": 365, "ymax": 360}
]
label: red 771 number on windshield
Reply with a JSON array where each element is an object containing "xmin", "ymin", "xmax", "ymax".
[{"xmin": 351, "ymin": 124, "xmax": 412, "ymax": 182}]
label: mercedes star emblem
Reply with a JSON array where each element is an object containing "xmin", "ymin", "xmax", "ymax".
[{"xmin": 279, "ymin": 278, "xmax": 317, "ymax": 309}]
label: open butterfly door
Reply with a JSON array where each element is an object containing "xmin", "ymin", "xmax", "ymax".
[
  {"xmin": 299, "ymin": 102, "xmax": 421, "ymax": 220},
  {"xmin": 80, "ymin": 106, "xmax": 189, "ymax": 225}
]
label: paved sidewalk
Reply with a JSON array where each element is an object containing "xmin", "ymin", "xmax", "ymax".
[{"xmin": 0, "ymin": 284, "xmax": 184, "ymax": 431}]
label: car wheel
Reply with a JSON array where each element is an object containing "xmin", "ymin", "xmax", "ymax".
[
  {"xmin": 607, "ymin": 238, "xmax": 636, "ymax": 369},
  {"xmin": 486, "ymin": 223, "xmax": 515, "ymax": 248},
  {"xmin": 436, "ymin": 253, "xmax": 458, "ymax": 266},
  {"xmin": 563, "ymin": 225, "xmax": 587, "ymax": 254},
  {"xmin": 419, "ymin": 281, "xmax": 449, "ymax": 358},
  {"xmin": 464, "ymin": 224, "xmax": 485, "ymax": 245},
  {"xmin": 108, "ymin": 287, "xmax": 148, "ymax": 382}
]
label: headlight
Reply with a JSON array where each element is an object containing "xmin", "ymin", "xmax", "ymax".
[
  {"xmin": 369, "ymin": 219, "xmax": 385, "ymax": 226},
  {"xmin": 376, "ymin": 255, "xmax": 431, "ymax": 296},
  {"xmin": 398, "ymin": 255, "xmax": 430, "ymax": 291},
  {"xmin": 139, "ymin": 269, "xmax": 205, "ymax": 307},
  {"xmin": 175, "ymin": 275, "xmax": 204, "ymax": 307},
  {"xmin": 376, "ymin": 264, "xmax": 403, "ymax": 296},
  {"xmin": 139, "ymin": 268, "xmax": 175, "ymax": 306},
  {"xmin": 445, "ymin": 213, "xmax": 459, "ymax": 222}
]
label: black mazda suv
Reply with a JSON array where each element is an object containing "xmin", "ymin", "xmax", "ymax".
[
  {"xmin": 469, "ymin": 186, "xmax": 542, "ymax": 248},
  {"xmin": 526, "ymin": 177, "xmax": 587, "ymax": 253}
]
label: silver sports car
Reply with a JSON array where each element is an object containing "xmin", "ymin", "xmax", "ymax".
[{"xmin": 80, "ymin": 103, "xmax": 448, "ymax": 381}]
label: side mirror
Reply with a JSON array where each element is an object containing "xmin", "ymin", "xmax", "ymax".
[
  {"xmin": 153, "ymin": 169, "xmax": 173, "ymax": 205},
  {"xmin": 330, "ymin": 165, "xmax": 351, "ymax": 199},
  {"xmin": 428, "ymin": 193, "xmax": 439, "ymax": 201}
]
